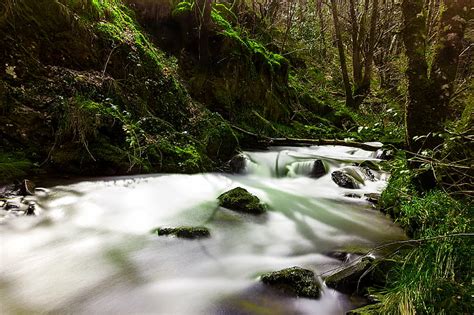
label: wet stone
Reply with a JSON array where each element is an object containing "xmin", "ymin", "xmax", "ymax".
[
  {"xmin": 229, "ymin": 154, "xmax": 248, "ymax": 174},
  {"xmin": 218, "ymin": 187, "xmax": 267, "ymax": 215},
  {"xmin": 310, "ymin": 160, "xmax": 326, "ymax": 178},
  {"xmin": 152, "ymin": 226, "xmax": 211, "ymax": 239},
  {"xmin": 331, "ymin": 171, "xmax": 359, "ymax": 189},
  {"xmin": 260, "ymin": 266, "xmax": 321, "ymax": 299}
]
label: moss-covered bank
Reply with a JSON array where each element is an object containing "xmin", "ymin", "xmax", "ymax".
[{"xmin": 0, "ymin": 0, "xmax": 241, "ymax": 183}]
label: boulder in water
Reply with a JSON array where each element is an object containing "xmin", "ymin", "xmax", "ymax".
[
  {"xmin": 260, "ymin": 266, "xmax": 321, "ymax": 299},
  {"xmin": 229, "ymin": 154, "xmax": 248, "ymax": 174},
  {"xmin": 19, "ymin": 179, "xmax": 36, "ymax": 196},
  {"xmin": 152, "ymin": 226, "xmax": 211, "ymax": 239},
  {"xmin": 360, "ymin": 167, "xmax": 376, "ymax": 182},
  {"xmin": 331, "ymin": 171, "xmax": 360, "ymax": 189},
  {"xmin": 218, "ymin": 187, "xmax": 267, "ymax": 215},
  {"xmin": 324, "ymin": 257, "xmax": 373, "ymax": 294},
  {"xmin": 310, "ymin": 160, "xmax": 326, "ymax": 178}
]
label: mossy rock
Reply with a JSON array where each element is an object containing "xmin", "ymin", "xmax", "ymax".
[
  {"xmin": 152, "ymin": 226, "xmax": 210, "ymax": 239},
  {"xmin": 260, "ymin": 266, "xmax": 321, "ymax": 299},
  {"xmin": 218, "ymin": 187, "xmax": 267, "ymax": 215},
  {"xmin": 324, "ymin": 257, "xmax": 372, "ymax": 295}
]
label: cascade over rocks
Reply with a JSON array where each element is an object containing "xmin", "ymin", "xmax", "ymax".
[
  {"xmin": 260, "ymin": 267, "xmax": 321, "ymax": 299},
  {"xmin": 218, "ymin": 187, "xmax": 267, "ymax": 215}
]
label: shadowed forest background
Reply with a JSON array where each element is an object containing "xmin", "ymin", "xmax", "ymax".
[{"xmin": 0, "ymin": 0, "xmax": 472, "ymax": 314}]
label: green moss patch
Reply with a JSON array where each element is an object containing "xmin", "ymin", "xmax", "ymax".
[
  {"xmin": 152, "ymin": 226, "xmax": 210, "ymax": 239},
  {"xmin": 218, "ymin": 187, "xmax": 267, "ymax": 215},
  {"xmin": 260, "ymin": 266, "xmax": 321, "ymax": 299}
]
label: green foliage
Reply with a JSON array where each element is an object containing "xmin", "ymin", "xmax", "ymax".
[
  {"xmin": 0, "ymin": 152, "xmax": 34, "ymax": 184},
  {"xmin": 375, "ymin": 153, "xmax": 473, "ymax": 314}
]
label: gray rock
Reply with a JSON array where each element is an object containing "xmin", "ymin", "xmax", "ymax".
[
  {"xmin": 310, "ymin": 160, "xmax": 326, "ymax": 178},
  {"xmin": 332, "ymin": 171, "xmax": 359, "ymax": 189},
  {"xmin": 229, "ymin": 154, "xmax": 248, "ymax": 174}
]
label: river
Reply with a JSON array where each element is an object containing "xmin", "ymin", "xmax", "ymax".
[{"xmin": 0, "ymin": 145, "xmax": 405, "ymax": 314}]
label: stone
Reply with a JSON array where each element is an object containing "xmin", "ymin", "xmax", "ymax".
[
  {"xmin": 360, "ymin": 167, "xmax": 376, "ymax": 182},
  {"xmin": 152, "ymin": 226, "xmax": 211, "ymax": 239},
  {"xmin": 310, "ymin": 160, "xmax": 326, "ymax": 178},
  {"xmin": 5, "ymin": 202, "xmax": 20, "ymax": 210},
  {"xmin": 19, "ymin": 179, "xmax": 36, "ymax": 195},
  {"xmin": 218, "ymin": 187, "xmax": 267, "ymax": 215},
  {"xmin": 331, "ymin": 171, "xmax": 359, "ymax": 189},
  {"xmin": 364, "ymin": 193, "xmax": 381, "ymax": 205},
  {"xmin": 229, "ymin": 154, "xmax": 248, "ymax": 174},
  {"xmin": 376, "ymin": 149, "xmax": 394, "ymax": 160},
  {"xmin": 260, "ymin": 266, "xmax": 321, "ymax": 299},
  {"xmin": 324, "ymin": 257, "xmax": 373, "ymax": 295}
]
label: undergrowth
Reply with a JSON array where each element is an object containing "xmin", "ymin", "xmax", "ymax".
[{"xmin": 372, "ymin": 154, "xmax": 473, "ymax": 315}]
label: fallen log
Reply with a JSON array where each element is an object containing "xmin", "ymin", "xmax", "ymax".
[{"xmin": 231, "ymin": 125, "xmax": 382, "ymax": 152}]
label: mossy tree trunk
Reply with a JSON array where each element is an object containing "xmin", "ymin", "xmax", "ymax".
[{"xmin": 401, "ymin": 0, "xmax": 469, "ymax": 152}]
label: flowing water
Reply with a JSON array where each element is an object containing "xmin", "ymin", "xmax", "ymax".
[{"xmin": 0, "ymin": 145, "xmax": 405, "ymax": 314}]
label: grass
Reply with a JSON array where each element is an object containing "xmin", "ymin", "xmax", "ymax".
[{"xmin": 369, "ymin": 154, "xmax": 474, "ymax": 315}]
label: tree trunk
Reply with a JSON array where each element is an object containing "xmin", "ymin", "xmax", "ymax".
[
  {"xmin": 401, "ymin": 0, "xmax": 432, "ymax": 152},
  {"xmin": 195, "ymin": 0, "xmax": 212, "ymax": 65},
  {"xmin": 330, "ymin": 0, "xmax": 355, "ymax": 108},
  {"xmin": 316, "ymin": 0, "xmax": 327, "ymax": 59},
  {"xmin": 349, "ymin": 0, "xmax": 363, "ymax": 87},
  {"xmin": 401, "ymin": 0, "xmax": 469, "ymax": 152},
  {"xmin": 360, "ymin": 0, "xmax": 378, "ymax": 93}
]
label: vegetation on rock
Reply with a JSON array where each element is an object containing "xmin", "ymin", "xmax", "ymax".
[
  {"xmin": 218, "ymin": 187, "xmax": 267, "ymax": 215},
  {"xmin": 260, "ymin": 266, "xmax": 321, "ymax": 299}
]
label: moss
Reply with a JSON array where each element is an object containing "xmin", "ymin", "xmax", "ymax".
[
  {"xmin": 0, "ymin": 153, "xmax": 34, "ymax": 185},
  {"xmin": 152, "ymin": 226, "xmax": 210, "ymax": 239},
  {"xmin": 218, "ymin": 187, "xmax": 267, "ymax": 215},
  {"xmin": 260, "ymin": 267, "xmax": 321, "ymax": 299}
]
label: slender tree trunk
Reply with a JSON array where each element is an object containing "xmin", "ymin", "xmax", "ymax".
[
  {"xmin": 360, "ymin": 0, "xmax": 378, "ymax": 92},
  {"xmin": 195, "ymin": 0, "xmax": 212, "ymax": 65},
  {"xmin": 316, "ymin": 0, "xmax": 327, "ymax": 59},
  {"xmin": 349, "ymin": 0, "xmax": 363, "ymax": 86},
  {"xmin": 330, "ymin": 0, "xmax": 355, "ymax": 108}
]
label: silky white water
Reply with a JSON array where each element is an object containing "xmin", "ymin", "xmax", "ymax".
[{"xmin": 0, "ymin": 145, "xmax": 405, "ymax": 314}]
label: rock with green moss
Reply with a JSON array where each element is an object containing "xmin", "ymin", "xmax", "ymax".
[
  {"xmin": 218, "ymin": 187, "xmax": 267, "ymax": 215},
  {"xmin": 324, "ymin": 257, "xmax": 372, "ymax": 294},
  {"xmin": 152, "ymin": 226, "xmax": 210, "ymax": 239},
  {"xmin": 260, "ymin": 267, "xmax": 321, "ymax": 299}
]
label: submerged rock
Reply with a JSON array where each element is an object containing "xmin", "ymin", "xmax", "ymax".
[
  {"xmin": 218, "ymin": 187, "xmax": 267, "ymax": 215},
  {"xmin": 360, "ymin": 167, "xmax": 376, "ymax": 182},
  {"xmin": 152, "ymin": 226, "xmax": 210, "ymax": 239},
  {"xmin": 331, "ymin": 171, "xmax": 360, "ymax": 189},
  {"xmin": 260, "ymin": 266, "xmax": 321, "ymax": 299}
]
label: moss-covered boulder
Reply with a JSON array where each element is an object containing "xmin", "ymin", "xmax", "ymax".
[
  {"xmin": 218, "ymin": 187, "xmax": 267, "ymax": 215},
  {"xmin": 324, "ymin": 257, "xmax": 373, "ymax": 294},
  {"xmin": 152, "ymin": 226, "xmax": 210, "ymax": 239},
  {"xmin": 260, "ymin": 267, "xmax": 321, "ymax": 299}
]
